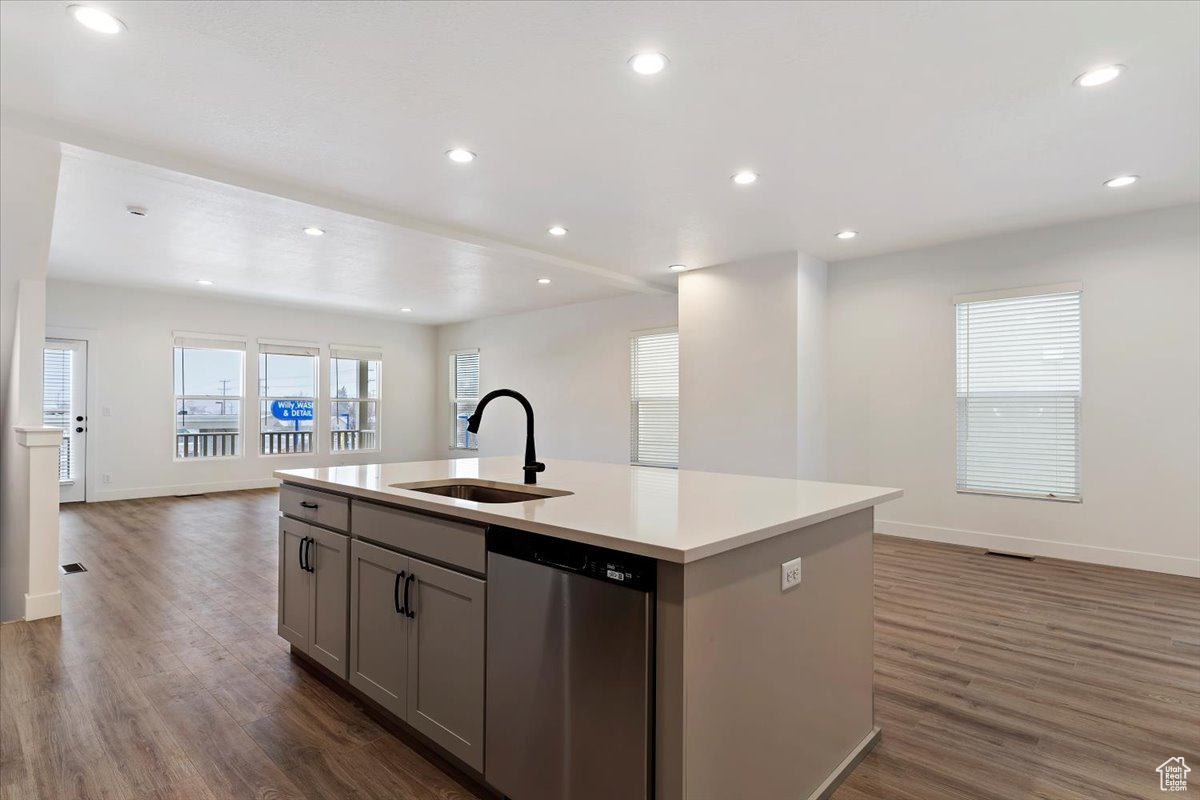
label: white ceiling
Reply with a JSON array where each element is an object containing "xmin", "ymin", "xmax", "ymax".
[
  {"xmin": 3, "ymin": 0, "xmax": 1199, "ymax": 314},
  {"xmin": 48, "ymin": 149, "xmax": 642, "ymax": 323}
]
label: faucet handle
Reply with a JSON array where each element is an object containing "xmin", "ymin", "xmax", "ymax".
[{"xmin": 523, "ymin": 461, "xmax": 546, "ymax": 484}]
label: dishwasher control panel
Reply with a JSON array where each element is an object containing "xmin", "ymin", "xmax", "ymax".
[{"xmin": 487, "ymin": 526, "xmax": 656, "ymax": 592}]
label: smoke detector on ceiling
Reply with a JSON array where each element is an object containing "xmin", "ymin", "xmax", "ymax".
[{"xmin": 126, "ymin": 205, "xmax": 148, "ymax": 217}]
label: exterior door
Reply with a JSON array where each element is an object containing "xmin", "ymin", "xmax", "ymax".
[
  {"xmin": 308, "ymin": 526, "xmax": 350, "ymax": 679},
  {"xmin": 44, "ymin": 339, "xmax": 87, "ymax": 503},
  {"xmin": 349, "ymin": 539, "xmax": 410, "ymax": 719},
  {"xmin": 406, "ymin": 555, "xmax": 486, "ymax": 772}
]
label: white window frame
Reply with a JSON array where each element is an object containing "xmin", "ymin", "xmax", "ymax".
[
  {"xmin": 630, "ymin": 327, "xmax": 679, "ymax": 469},
  {"xmin": 954, "ymin": 283, "xmax": 1082, "ymax": 502},
  {"xmin": 172, "ymin": 333, "xmax": 247, "ymax": 462},
  {"xmin": 450, "ymin": 349, "xmax": 480, "ymax": 450},
  {"xmin": 329, "ymin": 344, "xmax": 383, "ymax": 453},
  {"xmin": 258, "ymin": 339, "xmax": 321, "ymax": 457}
]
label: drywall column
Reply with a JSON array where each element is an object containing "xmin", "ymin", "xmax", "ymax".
[
  {"xmin": 1, "ymin": 127, "xmax": 62, "ymax": 621},
  {"xmin": 678, "ymin": 251, "xmax": 828, "ymax": 480},
  {"xmin": 18, "ymin": 424, "xmax": 62, "ymax": 620},
  {"xmin": 796, "ymin": 253, "xmax": 828, "ymax": 480}
]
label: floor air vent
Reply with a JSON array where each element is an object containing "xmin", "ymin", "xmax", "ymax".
[
  {"xmin": 60, "ymin": 563, "xmax": 87, "ymax": 574},
  {"xmin": 985, "ymin": 551, "xmax": 1034, "ymax": 561}
]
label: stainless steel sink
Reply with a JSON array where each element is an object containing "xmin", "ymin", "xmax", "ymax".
[{"xmin": 392, "ymin": 479, "xmax": 573, "ymax": 504}]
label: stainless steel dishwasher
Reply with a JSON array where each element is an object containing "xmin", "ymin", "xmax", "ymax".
[{"xmin": 485, "ymin": 526, "xmax": 655, "ymax": 800}]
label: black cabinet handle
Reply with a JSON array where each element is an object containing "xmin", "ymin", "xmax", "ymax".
[
  {"xmin": 298, "ymin": 536, "xmax": 308, "ymax": 572},
  {"xmin": 75, "ymin": 415, "xmax": 84, "ymax": 422},
  {"xmin": 394, "ymin": 570, "xmax": 407, "ymax": 614},
  {"xmin": 74, "ymin": 427, "xmax": 84, "ymax": 433},
  {"xmin": 299, "ymin": 501, "xmax": 319, "ymax": 509},
  {"xmin": 304, "ymin": 538, "xmax": 314, "ymax": 572},
  {"xmin": 403, "ymin": 573, "xmax": 416, "ymax": 619}
]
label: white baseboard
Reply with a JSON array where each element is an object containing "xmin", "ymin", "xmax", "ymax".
[
  {"xmin": 876, "ymin": 519, "xmax": 1200, "ymax": 578},
  {"xmin": 90, "ymin": 477, "xmax": 279, "ymax": 502},
  {"xmin": 24, "ymin": 590, "xmax": 61, "ymax": 621}
]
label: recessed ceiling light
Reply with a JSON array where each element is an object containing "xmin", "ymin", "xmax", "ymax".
[
  {"xmin": 668, "ymin": 264, "xmax": 687, "ymax": 272},
  {"xmin": 446, "ymin": 148, "xmax": 476, "ymax": 163},
  {"xmin": 732, "ymin": 170, "xmax": 758, "ymax": 185},
  {"xmin": 195, "ymin": 280, "xmax": 213, "ymax": 286},
  {"xmin": 835, "ymin": 230, "xmax": 858, "ymax": 240},
  {"xmin": 629, "ymin": 52, "xmax": 668, "ymax": 76},
  {"xmin": 1103, "ymin": 174, "xmax": 1139, "ymax": 188},
  {"xmin": 303, "ymin": 226, "xmax": 325, "ymax": 236},
  {"xmin": 400, "ymin": 307, "xmax": 413, "ymax": 313},
  {"xmin": 548, "ymin": 225, "xmax": 568, "ymax": 237},
  {"xmin": 1074, "ymin": 65, "xmax": 1124, "ymax": 88},
  {"xmin": 67, "ymin": 5, "xmax": 124, "ymax": 34},
  {"xmin": 537, "ymin": 278, "xmax": 552, "ymax": 285}
]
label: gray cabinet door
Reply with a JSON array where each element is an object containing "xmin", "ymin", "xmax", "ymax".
[
  {"xmin": 348, "ymin": 539, "xmax": 410, "ymax": 719},
  {"xmin": 308, "ymin": 526, "xmax": 350, "ymax": 679},
  {"xmin": 406, "ymin": 556, "xmax": 486, "ymax": 772},
  {"xmin": 278, "ymin": 517, "xmax": 310, "ymax": 651}
]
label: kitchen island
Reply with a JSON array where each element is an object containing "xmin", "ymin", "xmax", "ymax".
[{"xmin": 274, "ymin": 457, "xmax": 900, "ymax": 800}]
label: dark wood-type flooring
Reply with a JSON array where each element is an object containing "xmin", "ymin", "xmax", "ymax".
[{"xmin": 1, "ymin": 490, "xmax": 1196, "ymax": 799}]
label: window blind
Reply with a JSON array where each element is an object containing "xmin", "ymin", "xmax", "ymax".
[
  {"xmin": 43, "ymin": 347, "xmax": 72, "ymax": 481},
  {"xmin": 451, "ymin": 350, "xmax": 480, "ymax": 449},
  {"xmin": 330, "ymin": 344, "xmax": 383, "ymax": 362},
  {"xmin": 630, "ymin": 330, "xmax": 679, "ymax": 468},
  {"xmin": 173, "ymin": 332, "xmax": 246, "ymax": 350},
  {"xmin": 258, "ymin": 339, "xmax": 320, "ymax": 357},
  {"xmin": 956, "ymin": 288, "xmax": 1081, "ymax": 501}
]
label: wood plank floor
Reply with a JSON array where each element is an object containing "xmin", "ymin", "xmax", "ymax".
[{"xmin": 0, "ymin": 490, "xmax": 1195, "ymax": 799}]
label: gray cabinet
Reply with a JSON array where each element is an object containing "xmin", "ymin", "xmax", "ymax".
[
  {"xmin": 278, "ymin": 517, "xmax": 311, "ymax": 651},
  {"xmin": 277, "ymin": 517, "xmax": 350, "ymax": 679},
  {"xmin": 347, "ymin": 542, "xmax": 486, "ymax": 772},
  {"xmin": 349, "ymin": 539, "xmax": 410, "ymax": 718},
  {"xmin": 280, "ymin": 485, "xmax": 486, "ymax": 773},
  {"xmin": 308, "ymin": 526, "xmax": 349, "ymax": 677},
  {"xmin": 280, "ymin": 484, "xmax": 350, "ymax": 531},
  {"xmin": 406, "ymin": 556, "xmax": 486, "ymax": 772}
]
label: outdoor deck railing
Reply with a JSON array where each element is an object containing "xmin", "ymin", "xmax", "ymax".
[
  {"xmin": 331, "ymin": 430, "xmax": 378, "ymax": 451},
  {"xmin": 260, "ymin": 430, "xmax": 313, "ymax": 455},
  {"xmin": 176, "ymin": 432, "xmax": 239, "ymax": 458},
  {"xmin": 176, "ymin": 430, "xmax": 378, "ymax": 457}
]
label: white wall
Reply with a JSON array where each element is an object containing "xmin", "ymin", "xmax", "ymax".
[
  {"xmin": 1, "ymin": 127, "xmax": 62, "ymax": 621},
  {"xmin": 46, "ymin": 281, "xmax": 439, "ymax": 500},
  {"xmin": 679, "ymin": 252, "xmax": 829, "ymax": 480},
  {"xmin": 828, "ymin": 203, "xmax": 1200, "ymax": 576},
  {"xmin": 436, "ymin": 293, "xmax": 677, "ymax": 466}
]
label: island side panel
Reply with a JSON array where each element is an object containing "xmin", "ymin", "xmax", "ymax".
[
  {"xmin": 673, "ymin": 507, "xmax": 876, "ymax": 800},
  {"xmin": 655, "ymin": 560, "xmax": 686, "ymax": 800}
]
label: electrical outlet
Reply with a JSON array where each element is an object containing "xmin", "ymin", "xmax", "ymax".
[
  {"xmin": 781, "ymin": 556, "xmax": 802, "ymax": 592},
  {"xmin": 102, "ymin": 473, "xmax": 112, "ymax": 484},
  {"xmin": 102, "ymin": 407, "xmax": 112, "ymax": 417}
]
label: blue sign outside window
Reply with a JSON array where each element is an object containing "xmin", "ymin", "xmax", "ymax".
[{"xmin": 270, "ymin": 400, "xmax": 314, "ymax": 420}]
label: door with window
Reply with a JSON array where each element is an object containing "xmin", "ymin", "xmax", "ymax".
[{"xmin": 44, "ymin": 339, "xmax": 87, "ymax": 503}]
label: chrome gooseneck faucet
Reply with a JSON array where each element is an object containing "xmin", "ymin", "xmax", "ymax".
[{"xmin": 465, "ymin": 389, "xmax": 546, "ymax": 485}]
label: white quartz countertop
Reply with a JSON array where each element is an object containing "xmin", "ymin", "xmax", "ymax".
[{"xmin": 275, "ymin": 457, "xmax": 901, "ymax": 563}]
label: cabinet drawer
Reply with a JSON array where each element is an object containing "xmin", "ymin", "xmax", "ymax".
[
  {"xmin": 280, "ymin": 484, "xmax": 350, "ymax": 532},
  {"xmin": 352, "ymin": 501, "xmax": 485, "ymax": 574}
]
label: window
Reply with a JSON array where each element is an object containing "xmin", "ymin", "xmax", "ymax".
[
  {"xmin": 450, "ymin": 350, "xmax": 480, "ymax": 449},
  {"xmin": 955, "ymin": 286, "xmax": 1082, "ymax": 501},
  {"xmin": 43, "ymin": 346, "xmax": 73, "ymax": 481},
  {"xmin": 630, "ymin": 329, "xmax": 679, "ymax": 468},
  {"xmin": 174, "ymin": 335, "xmax": 245, "ymax": 459},
  {"xmin": 259, "ymin": 341, "xmax": 319, "ymax": 455},
  {"xmin": 330, "ymin": 346, "xmax": 381, "ymax": 452}
]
